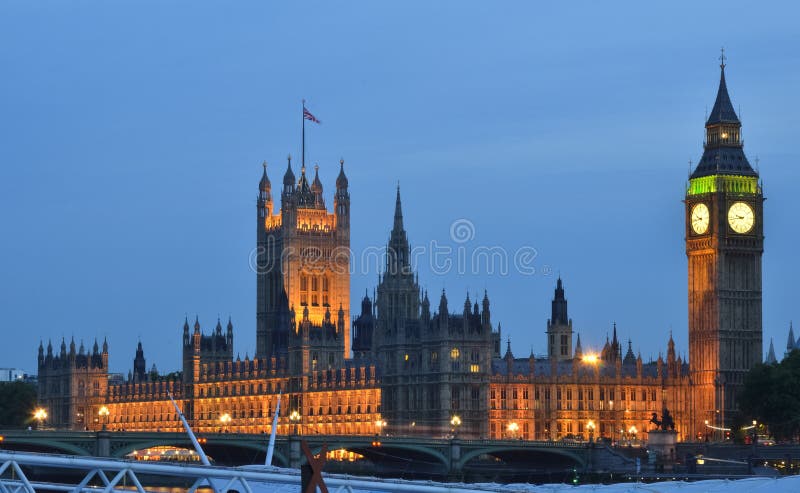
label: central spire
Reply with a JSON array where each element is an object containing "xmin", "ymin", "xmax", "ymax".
[
  {"xmin": 706, "ymin": 50, "xmax": 740, "ymax": 126},
  {"xmin": 393, "ymin": 183, "xmax": 404, "ymax": 233},
  {"xmin": 690, "ymin": 53, "xmax": 756, "ymax": 179},
  {"xmin": 385, "ymin": 185, "xmax": 411, "ymax": 277}
]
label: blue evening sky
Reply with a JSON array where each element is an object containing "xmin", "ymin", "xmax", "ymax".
[{"xmin": 1, "ymin": 1, "xmax": 798, "ymax": 374}]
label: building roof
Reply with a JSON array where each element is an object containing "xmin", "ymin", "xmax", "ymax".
[{"xmin": 706, "ymin": 64, "xmax": 740, "ymax": 125}]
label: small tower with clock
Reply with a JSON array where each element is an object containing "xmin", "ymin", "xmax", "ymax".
[{"xmin": 685, "ymin": 54, "xmax": 764, "ymax": 435}]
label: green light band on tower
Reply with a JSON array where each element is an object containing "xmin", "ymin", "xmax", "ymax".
[{"xmin": 687, "ymin": 175, "xmax": 759, "ymax": 196}]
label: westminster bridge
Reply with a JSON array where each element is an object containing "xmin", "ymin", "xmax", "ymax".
[{"xmin": 0, "ymin": 430, "xmax": 640, "ymax": 479}]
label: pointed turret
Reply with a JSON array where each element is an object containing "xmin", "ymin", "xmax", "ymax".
[
  {"xmin": 574, "ymin": 333, "xmax": 583, "ymax": 359},
  {"xmin": 706, "ymin": 56, "xmax": 740, "ymax": 125},
  {"xmin": 334, "ymin": 158, "xmax": 350, "ymax": 228},
  {"xmin": 258, "ymin": 161, "xmax": 273, "ymax": 218},
  {"xmin": 665, "ymin": 331, "xmax": 676, "ymax": 377},
  {"xmin": 311, "ymin": 164, "xmax": 324, "ymax": 207},
  {"xmin": 133, "ymin": 341, "xmax": 146, "ymax": 381},
  {"xmin": 393, "ymin": 184, "xmax": 404, "ymax": 232},
  {"xmin": 215, "ymin": 318, "xmax": 223, "ymax": 335},
  {"xmin": 311, "ymin": 164, "xmax": 323, "ymax": 193},
  {"xmin": 438, "ymin": 289, "xmax": 448, "ymax": 319},
  {"xmin": 481, "ymin": 290, "xmax": 490, "ymax": 326},
  {"xmin": 766, "ymin": 338, "xmax": 777, "ymax": 364},
  {"xmin": 386, "ymin": 185, "xmax": 411, "ymax": 277},
  {"xmin": 283, "ymin": 154, "xmax": 296, "ymax": 194},
  {"xmin": 504, "ymin": 338, "xmax": 514, "ymax": 361},
  {"xmin": 623, "ymin": 339, "xmax": 636, "ymax": 365},
  {"xmin": 259, "ymin": 161, "xmax": 272, "ymax": 196},
  {"xmin": 183, "ymin": 316, "xmax": 190, "ymax": 346},
  {"xmin": 194, "ymin": 316, "xmax": 201, "ymax": 334},
  {"xmin": 546, "ymin": 276, "xmax": 573, "ymax": 361},
  {"xmin": 691, "ymin": 54, "xmax": 756, "ymax": 178},
  {"xmin": 601, "ymin": 335, "xmax": 611, "ymax": 362},
  {"xmin": 551, "ymin": 277, "xmax": 568, "ymax": 326},
  {"xmin": 336, "ymin": 158, "xmax": 348, "ymax": 190},
  {"xmin": 102, "ymin": 337, "xmax": 109, "ymax": 367},
  {"xmin": 298, "ymin": 165, "xmax": 310, "ymax": 192},
  {"xmin": 337, "ymin": 303, "xmax": 345, "ymax": 333},
  {"xmin": 421, "ymin": 290, "xmax": 431, "ymax": 321}
]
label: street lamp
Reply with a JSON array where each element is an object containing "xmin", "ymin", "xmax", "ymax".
[
  {"xmin": 219, "ymin": 413, "xmax": 232, "ymax": 433},
  {"xmin": 98, "ymin": 406, "xmax": 110, "ymax": 431},
  {"xmin": 506, "ymin": 421, "xmax": 519, "ymax": 439},
  {"xmin": 450, "ymin": 415, "xmax": 462, "ymax": 438},
  {"xmin": 375, "ymin": 419, "xmax": 386, "ymax": 436},
  {"xmin": 289, "ymin": 410, "xmax": 301, "ymax": 436},
  {"xmin": 586, "ymin": 420, "xmax": 596, "ymax": 443},
  {"xmin": 628, "ymin": 425, "xmax": 638, "ymax": 445},
  {"xmin": 33, "ymin": 408, "xmax": 47, "ymax": 429}
]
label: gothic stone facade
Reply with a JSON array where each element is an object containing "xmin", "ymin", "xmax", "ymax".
[{"xmin": 37, "ymin": 64, "xmax": 762, "ymax": 442}]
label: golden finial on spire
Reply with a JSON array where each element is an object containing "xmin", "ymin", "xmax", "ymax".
[{"xmin": 719, "ymin": 47, "xmax": 726, "ymax": 69}]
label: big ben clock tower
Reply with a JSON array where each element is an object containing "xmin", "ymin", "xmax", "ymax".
[{"xmin": 686, "ymin": 54, "xmax": 764, "ymax": 434}]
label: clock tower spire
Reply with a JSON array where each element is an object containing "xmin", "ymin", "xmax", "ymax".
[{"xmin": 685, "ymin": 55, "xmax": 764, "ymax": 437}]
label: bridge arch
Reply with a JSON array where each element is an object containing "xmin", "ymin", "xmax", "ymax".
[
  {"xmin": 309, "ymin": 442, "xmax": 449, "ymax": 470},
  {"xmin": 457, "ymin": 445, "xmax": 585, "ymax": 471},
  {"xmin": 3, "ymin": 438, "xmax": 92, "ymax": 457},
  {"xmin": 111, "ymin": 438, "xmax": 288, "ymax": 467}
]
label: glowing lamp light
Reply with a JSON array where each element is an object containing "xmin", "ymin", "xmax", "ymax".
[
  {"xmin": 582, "ymin": 354, "xmax": 599, "ymax": 364},
  {"xmin": 628, "ymin": 425, "xmax": 638, "ymax": 435},
  {"xmin": 98, "ymin": 406, "xmax": 110, "ymax": 417},
  {"xmin": 33, "ymin": 408, "xmax": 48, "ymax": 422},
  {"xmin": 586, "ymin": 420, "xmax": 596, "ymax": 431},
  {"xmin": 507, "ymin": 422, "xmax": 519, "ymax": 433},
  {"xmin": 219, "ymin": 413, "xmax": 232, "ymax": 425},
  {"xmin": 450, "ymin": 415, "xmax": 462, "ymax": 427}
]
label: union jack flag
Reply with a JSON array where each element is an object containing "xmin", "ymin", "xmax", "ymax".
[{"xmin": 303, "ymin": 106, "xmax": 321, "ymax": 124}]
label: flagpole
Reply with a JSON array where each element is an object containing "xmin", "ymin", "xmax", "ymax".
[{"xmin": 301, "ymin": 99, "xmax": 305, "ymax": 168}]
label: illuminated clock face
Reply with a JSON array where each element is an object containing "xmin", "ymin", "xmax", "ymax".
[
  {"xmin": 727, "ymin": 202, "xmax": 755, "ymax": 233},
  {"xmin": 690, "ymin": 203, "xmax": 710, "ymax": 234}
]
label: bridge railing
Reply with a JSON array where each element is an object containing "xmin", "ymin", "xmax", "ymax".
[{"xmin": 0, "ymin": 450, "xmax": 514, "ymax": 493}]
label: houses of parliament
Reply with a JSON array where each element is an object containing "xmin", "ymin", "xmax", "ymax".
[{"xmin": 37, "ymin": 60, "xmax": 768, "ymax": 443}]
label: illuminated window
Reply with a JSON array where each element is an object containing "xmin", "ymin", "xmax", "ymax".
[
  {"xmin": 322, "ymin": 277, "xmax": 329, "ymax": 292},
  {"xmin": 450, "ymin": 348, "xmax": 460, "ymax": 360},
  {"xmin": 470, "ymin": 364, "xmax": 480, "ymax": 373}
]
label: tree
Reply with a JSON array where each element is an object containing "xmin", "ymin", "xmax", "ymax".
[
  {"xmin": 0, "ymin": 381, "xmax": 37, "ymax": 427},
  {"xmin": 740, "ymin": 350, "xmax": 800, "ymax": 441}
]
